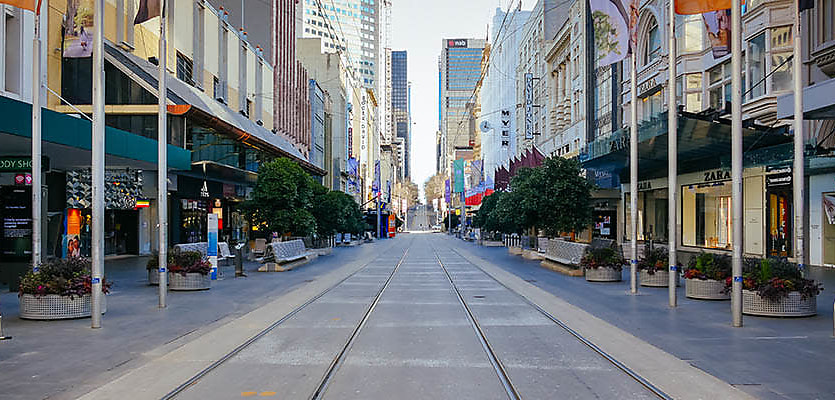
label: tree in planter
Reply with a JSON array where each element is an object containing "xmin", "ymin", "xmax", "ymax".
[
  {"xmin": 486, "ymin": 191, "xmax": 524, "ymax": 234},
  {"xmin": 740, "ymin": 257, "xmax": 822, "ymax": 302},
  {"xmin": 312, "ymin": 188, "xmax": 366, "ymax": 237},
  {"xmin": 506, "ymin": 157, "xmax": 595, "ymax": 237},
  {"xmin": 442, "ymin": 213, "xmax": 460, "ymax": 229},
  {"xmin": 243, "ymin": 158, "xmax": 318, "ymax": 237}
]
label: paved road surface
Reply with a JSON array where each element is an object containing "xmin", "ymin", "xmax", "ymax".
[{"xmin": 173, "ymin": 234, "xmax": 654, "ymax": 399}]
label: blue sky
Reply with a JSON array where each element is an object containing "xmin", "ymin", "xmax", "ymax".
[{"xmin": 391, "ymin": 0, "xmax": 539, "ymax": 198}]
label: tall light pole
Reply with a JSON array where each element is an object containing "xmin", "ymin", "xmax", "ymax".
[
  {"xmin": 629, "ymin": 53, "xmax": 638, "ymax": 294},
  {"xmin": 31, "ymin": 3, "xmax": 43, "ymax": 271},
  {"xmin": 667, "ymin": 0, "xmax": 678, "ymax": 308},
  {"xmin": 158, "ymin": 0, "xmax": 169, "ymax": 308},
  {"xmin": 730, "ymin": 0, "xmax": 744, "ymax": 327},
  {"xmin": 91, "ymin": 0, "xmax": 106, "ymax": 329}
]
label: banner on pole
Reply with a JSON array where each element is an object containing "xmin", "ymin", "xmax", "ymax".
[
  {"xmin": 824, "ymin": 195, "xmax": 835, "ymax": 225},
  {"xmin": 444, "ymin": 179, "xmax": 451, "ymax": 203},
  {"xmin": 590, "ymin": 0, "xmax": 637, "ymax": 67},
  {"xmin": 703, "ymin": 10, "xmax": 731, "ymax": 58},
  {"xmin": 0, "ymin": 0, "xmax": 36, "ymax": 11},
  {"xmin": 453, "ymin": 159, "xmax": 465, "ymax": 193},
  {"xmin": 63, "ymin": 0, "xmax": 94, "ymax": 58},
  {"xmin": 134, "ymin": 0, "xmax": 161, "ymax": 25}
]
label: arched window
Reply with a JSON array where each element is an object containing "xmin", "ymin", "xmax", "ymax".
[{"xmin": 643, "ymin": 17, "xmax": 661, "ymax": 66}]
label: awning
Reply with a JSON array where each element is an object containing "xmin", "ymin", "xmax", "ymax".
[
  {"xmin": 104, "ymin": 42, "xmax": 326, "ymax": 177},
  {"xmin": 0, "ymin": 95, "xmax": 191, "ymax": 170},
  {"xmin": 581, "ymin": 111, "xmax": 792, "ymax": 183},
  {"xmin": 776, "ymin": 77, "xmax": 835, "ymax": 120}
]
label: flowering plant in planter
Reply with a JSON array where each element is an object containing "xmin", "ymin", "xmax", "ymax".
[
  {"xmin": 637, "ymin": 247, "xmax": 672, "ymax": 274},
  {"xmin": 683, "ymin": 252, "xmax": 731, "ymax": 280},
  {"xmin": 19, "ymin": 257, "xmax": 111, "ymax": 299},
  {"xmin": 168, "ymin": 250, "xmax": 211, "ymax": 276},
  {"xmin": 579, "ymin": 247, "xmax": 625, "ymax": 270},
  {"xmin": 146, "ymin": 252, "xmax": 174, "ymax": 271},
  {"xmin": 735, "ymin": 257, "xmax": 822, "ymax": 302}
]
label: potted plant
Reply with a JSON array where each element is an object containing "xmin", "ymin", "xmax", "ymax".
[
  {"xmin": 580, "ymin": 247, "xmax": 624, "ymax": 282},
  {"xmin": 739, "ymin": 258, "xmax": 822, "ymax": 317},
  {"xmin": 637, "ymin": 247, "xmax": 680, "ymax": 287},
  {"xmin": 18, "ymin": 257, "xmax": 111, "ymax": 320},
  {"xmin": 146, "ymin": 252, "xmax": 174, "ymax": 286},
  {"xmin": 683, "ymin": 252, "xmax": 731, "ymax": 300},
  {"xmin": 168, "ymin": 250, "xmax": 212, "ymax": 291}
]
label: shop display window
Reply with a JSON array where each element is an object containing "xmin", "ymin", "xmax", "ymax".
[
  {"xmin": 624, "ymin": 189, "xmax": 668, "ymax": 242},
  {"xmin": 682, "ymin": 182, "xmax": 733, "ymax": 250},
  {"xmin": 766, "ymin": 189, "xmax": 792, "ymax": 257}
]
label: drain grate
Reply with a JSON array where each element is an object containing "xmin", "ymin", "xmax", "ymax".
[
  {"xmin": 525, "ymin": 279, "xmax": 537, "ymax": 283},
  {"xmin": 473, "ymin": 295, "xmax": 486, "ymax": 299}
]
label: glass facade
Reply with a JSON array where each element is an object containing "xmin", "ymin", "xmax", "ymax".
[{"xmin": 682, "ymin": 182, "xmax": 733, "ymax": 250}]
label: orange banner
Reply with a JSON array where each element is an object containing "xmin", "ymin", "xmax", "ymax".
[
  {"xmin": 0, "ymin": 0, "xmax": 37, "ymax": 11},
  {"xmin": 675, "ymin": 0, "xmax": 732, "ymax": 15}
]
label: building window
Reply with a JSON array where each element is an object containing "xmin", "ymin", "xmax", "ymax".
[
  {"xmin": 176, "ymin": 52, "xmax": 194, "ymax": 86},
  {"xmin": 640, "ymin": 90, "xmax": 663, "ymax": 121},
  {"xmin": 747, "ymin": 32, "xmax": 766, "ymax": 99},
  {"xmin": 684, "ymin": 72, "xmax": 702, "ymax": 112},
  {"xmin": 818, "ymin": 0, "xmax": 835, "ymax": 44},
  {"xmin": 770, "ymin": 26, "xmax": 793, "ymax": 93},
  {"xmin": 677, "ymin": 14, "xmax": 705, "ymax": 53},
  {"xmin": 625, "ymin": 189, "xmax": 669, "ymax": 242},
  {"xmin": 213, "ymin": 76, "xmax": 223, "ymax": 103},
  {"xmin": 707, "ymin": 61, "xmax": 745, "ymax": 112},
  {"xmin": 682, "ymin": 181, "xmax": 733, "ymax": 250},
  {"xmin": 643, "ymin": 18, "xmax": 661, "ymax": 66},
  {"xmin": 245, "ymin": 98, "xmax": 253, "ymax": 118}
]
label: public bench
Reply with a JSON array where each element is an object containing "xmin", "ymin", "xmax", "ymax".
[
  {"xmin": 258, "ymin": 239, "xmax": 313, "ymax": 272},
  {"xmin": 173, "ymin": 242, "xmax": 233, "ymax": 265}
]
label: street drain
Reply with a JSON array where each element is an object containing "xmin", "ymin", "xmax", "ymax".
[
  {"xmin": 473, "ymin": 295, "xmax": 486, "ymax": 299},
  {"xmin": 525, "ymin": 279, "xmax": 537, "ymax": 283}
]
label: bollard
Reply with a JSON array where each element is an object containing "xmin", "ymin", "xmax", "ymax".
[
  {"xmin": 0, "ymin": 312, "xmax": 10, "ymax": 341},
  {"xmin": 235, "ymin": 243, "xmax": 246, "ymax": 278}
]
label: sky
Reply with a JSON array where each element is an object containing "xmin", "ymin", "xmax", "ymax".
[{"xmin": 391, "ymin": 0, "xmax": 539, "ymax": 200}]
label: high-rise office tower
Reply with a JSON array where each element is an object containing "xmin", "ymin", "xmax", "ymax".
[
  {"xmin": 391, "ymin": 50, "xmax": 409, "ymax": 178},
  {"xmin": 438, "ymin": 38, "xmax": 486, "ymax": 174},
  {"xmin": 300, "ymin": 0, "xmax": 380, "ymax": 88}
]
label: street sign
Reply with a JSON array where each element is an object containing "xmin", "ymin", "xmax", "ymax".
[{"xmin": 525, "ymin": 73, "xmax": 534, "ymax": 140}]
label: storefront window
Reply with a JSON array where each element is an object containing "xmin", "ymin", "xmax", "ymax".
[
  {"xmin": 624, "ymin": 189, "xmax": 669, "ymax": 242},
  {"xmin": 640, "ymin": 90, "xmax": 663, "ymax": 122},
  {"xmin": 684, "ymin": 73, "xmax": 703, "ymax": 112},
  {"xmin": 747, "ymin": 33, "xmax": 766, "ymax": 99},
  {"xmin": 682, "ymin": 182, "xmax": 733, "ymax": 249}
]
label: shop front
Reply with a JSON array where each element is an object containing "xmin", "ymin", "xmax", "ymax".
[
  {"xmin": 810, "ymin": 169, "xmax": 835, "ymax": 267},
  {"xmin": 174, "ymin": 174, "xmax": 252, "ymax": 245}
]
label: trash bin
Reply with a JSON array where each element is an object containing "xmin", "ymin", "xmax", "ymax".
[{"xmin": 235, "ymin": 243, "xmax": 246, "ymax": 277}]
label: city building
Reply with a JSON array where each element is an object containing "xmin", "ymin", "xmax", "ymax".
[
  {"xmin": 580, "ymin": 0, "xmax": 825, "ymax": 264},
  {"xmin": 480, "ymin": 6, "xmax": 531, "ymax": 182},
  {"xmin": 514, "ymin": 0, "xmax": 567, "ymax": 156},
  {"xmin": 391, "ymin": 50, "xmax": 410, "ymax": 178},
  {"xmin": 438, "ymin": 38, "xmax": 486, "ymax": 175}
]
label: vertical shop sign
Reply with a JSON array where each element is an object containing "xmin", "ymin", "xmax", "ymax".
[
  {"xmin": 207, "ymin": 213, "xmax": 218, "ymax": 280},
  {"xmin": 525, "ymin": 73, "xmax": 534, "ymax": 140}
]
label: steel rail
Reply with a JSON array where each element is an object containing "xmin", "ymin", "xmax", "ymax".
[
  {"xmin": 432, "ymin": 248, "xmax": 522, "ymax": 400},
  {"xmin": 308, "ymin": 247, "xmax": 411, "ymax": 400},
  {"xmin": 162, "ymin": 241, "xmax": 412, "ymax": 400},
  {"xmin": 445, "ymin": 246, "xmax": 672, "ymax": 400}
]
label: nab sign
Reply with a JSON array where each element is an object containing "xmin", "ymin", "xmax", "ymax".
[{"xmin": 447, "ymin": 39, "xmax": 468, "ymax": 48}]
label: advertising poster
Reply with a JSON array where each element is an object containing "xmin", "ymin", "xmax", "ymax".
[
  {"xmin": 453, "ymin": 159, "xmax": 465, "ymax": 193},
  {"xmin": 63, "ymin": 0, "xmax": 95, "ymax": 58},
  {"xmin": 66, "ymin": 208, "xmax": 82, "ymax": 258},
  {"xmin": 703, "ymin": 10, "xmax": 731, "ymax": 59},
  {"xmin": 207, "ymin": 213, "xmax": 218, "ymax": 280}
]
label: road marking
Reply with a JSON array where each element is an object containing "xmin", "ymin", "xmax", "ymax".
[
  {"xmin": 259, "ymin": 392, "xmax": 277, "ymax": 397},
  {"xmin": 241, "ymin": 392, "xmax": 257, "ymax": 397}
]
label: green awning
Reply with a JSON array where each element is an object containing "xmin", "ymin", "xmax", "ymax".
[
  {"xmin": 581, "ymin": 111, "xmax": 792, "ymax": 183},
  {"xmin": 0, "ymin": 95, "xmax": 191, "ymax": 170}
]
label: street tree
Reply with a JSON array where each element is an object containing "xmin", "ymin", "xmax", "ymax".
[
  {"xmin": 244, "ymin": 158, "xmax": 318, "ymax": 237},
  {"xmin": 312, "ymin": 189, "xmax": 366, "ymax": 236},
  {"xmin": 509, "ymin": 157, "xmax": 594, "ymax": 237}
]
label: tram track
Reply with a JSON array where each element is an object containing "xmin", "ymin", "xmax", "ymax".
[
  {"xmin": 441, "ymin": 245, "xmax": 672, "ymax": 400},
  {"xmin": 161, "ymin": 241, "xmax": 413, "ymax": 400}
]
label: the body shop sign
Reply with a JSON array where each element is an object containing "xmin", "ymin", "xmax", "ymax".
[{"xmin": 0, "ymin": 156, "xmax": 49, "ymax": 172}]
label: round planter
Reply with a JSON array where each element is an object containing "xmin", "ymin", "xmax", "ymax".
[
  {"xmin": 19, "ymin": 293, "xmax": 107, "ymax": 320},
  {"xmin": 685, "ymin": 278, "xmax": 729, "ymax": 300},
  {"xmin": 639, "ymin": 269, "xmax": 680, "ymax": 287},
  {"xmin": 584, "ymin": 267, "xmax": 622, "ymax": 282},
  {"xmin": 148, "ymin": 269, "xmax": 160, "ymax": 286},
  {"xmin": 742, "ymin": 290, "xmax": 817, "ymax": 317},
  {"xmin": 168, "ymin": 272, "xmax": 211, "ymax": 291}
]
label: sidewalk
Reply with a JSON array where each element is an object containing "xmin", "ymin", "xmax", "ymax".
[
  {"xmin": 456, "ymin": 240, "xmax": 835, "ymax": 400},
  {"xmin": 0, "ymin": 242, "xmax": 383, "ymax": 400}
]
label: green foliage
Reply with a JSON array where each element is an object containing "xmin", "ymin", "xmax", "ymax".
[
  {"xmin": 472, "ymin": 191, "xmax": 500, "ymax": 229},
  {"xmin": 169, "ymin": 250, "xmax": 211, "ymax": 276},
  {"xmin": 740, "ymin": 257, "xmax": 821, "ymax": 301},
  {"xmin": 442, "ymin": 213, "xmax": 460, "ymax": 229},
  {"xmin": 580, "ymin": 247, "xmax": 625, "ymax": 270},
  {"xmin": 506, "ymin": 157, "xmax": 594, "ymax": 236},
  {"xmin": 19, "ymin": 257, "xmax": 111, "ymax": 298},
  {"xmin": 488, "ymin": 191, "xmax": 524, "ymax": 234},
  {"xmin": 637, "ymin": 247, "xmax": 669, "ymax": 274},
  {"xmin": 243, "ymin": 158, "xmax": 318, "ymax": 237},
  {"xmin": 312, "ymin": 189, "xmax": 365, "ymax": 236},
  {"xmin": 684, "ymin": 252, "xmax": 731, "ymax": 280}
]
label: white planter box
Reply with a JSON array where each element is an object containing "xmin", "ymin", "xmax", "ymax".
[
  {"xmin": 743, "ymin": 290, "xmax": 817, "ymax": 317},
  {"xmin": 639, "ymin": 269, "xmax": 680, "ymax": 287},
  {"xmin": 685, "ymin": 279, "xmax": 729, "ymax": 300},
  {"xmin": 148, "ymin": 269, "xmax": 160, "ymax": 285},
  {"xmin": 19, "ymin": 293, "xmax": 107, "ymax": 320},
  {"xmin": 168, "ymin": 272, "xmax": 211, "ymax": 291},
  {"xmin": 584, "ymin": 267, "xmax": 622, "ymax": 282}
]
